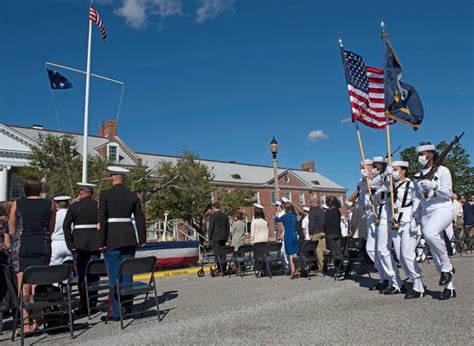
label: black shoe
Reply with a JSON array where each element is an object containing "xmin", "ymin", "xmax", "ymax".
[
  {"xmin": 439, "ymin": 271, "xmax": 454, "ymax": 286},
  {"xmin": 400, "ymin": 285, "xmax": 407, "ymax": 294},
  {"xmin": 101, "ymin": 315, "xmax": 121, "ymax": 322},
  {"xmin": 404, "ymin": 290, "xmax": 424, "ymax": 299},
  {"xmin": 383, "ymin": 286, "xmax": 401, "ymax": 295},
  {"xmin": 439, "ymin": 288, "xmax": 457, "ymax": 300},
  {"xmin": 370, "ymin": 280, "xmax": 388, "ymax": 291}
]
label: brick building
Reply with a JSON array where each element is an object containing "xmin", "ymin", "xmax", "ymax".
[{"xmin": 0, "ymin": 120, "xmax": 347, "ymax": 237}]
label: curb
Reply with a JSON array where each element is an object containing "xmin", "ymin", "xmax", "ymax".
[{"xmin": 134, "ymin": 265, "xmax": 210, "ymax": 280}]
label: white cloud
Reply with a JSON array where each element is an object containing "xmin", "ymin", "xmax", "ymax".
[
  {"xmin": 341, "ymin": 117, "xmax": 352, "ymax": 124},
  {"xmin": 460, "ymin": 90, "xmax": 471, "ymax": 96},
  {"xmin": 308, "ymin": 130, "xmax": 328, "ymax": 142},
  {"xmin": 115, "ymin": 0, "xmax": 183, "ymax": 29},
  {"xmin": 196, "ymin": 0, "xmax": 234, "ymax": 23}
]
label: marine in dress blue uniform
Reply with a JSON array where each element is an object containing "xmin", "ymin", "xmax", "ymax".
[{"xmin": 99, "ymin": 166, "xmax": 147, "ymax": 320}]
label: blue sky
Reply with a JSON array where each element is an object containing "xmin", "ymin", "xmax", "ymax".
[{"xmin": 1, "ymin": 0, "xmax": 473, "ymax": 191}]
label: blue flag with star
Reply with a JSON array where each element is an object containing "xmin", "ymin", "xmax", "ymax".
[
  {"xmin": 47, "ymin": 69, "xmax": 73, "ymax": 90},
  {"xmin": 383, "ymin": 35, "xmax": 424, "ymax": 130}
]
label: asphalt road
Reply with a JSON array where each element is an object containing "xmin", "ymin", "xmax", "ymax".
[{"xmin": 2, "ymin": 254, "xmax": 473, "ymax": 345}]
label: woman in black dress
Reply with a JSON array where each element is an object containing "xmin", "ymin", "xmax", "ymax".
[
  {"xmin": 5, "ymin": 177, "xmax": 55, "ymax": 332},
  {"xmin": 324, "ymin": 196, "xmax": 349, "ymax": 278}
]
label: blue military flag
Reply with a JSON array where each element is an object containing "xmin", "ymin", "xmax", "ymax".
[
  {"xmin": 47, "ymin": 69, "xmax": 73, "ymax": 90},
  {"xmin": 383, "ymin": 35, "xmax": 424, "ymax": 130}
]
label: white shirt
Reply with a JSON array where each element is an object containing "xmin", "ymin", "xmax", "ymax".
[
  {"xmin": 251, "ymin": 218, "xmax": 269, "ymax": 243},
  {"xmin": 452, "ymin": 199, "xmax": 463, "ymax": 220},
  {"xmin": 340, "ymin": 216, "xmax": 349, "ymax": 237},
  {"xmin": 416, "ymin": 165, "xmax": 452, "ymax": 213},
  {"xmin": 302, "ymin": 215, "xmax": 310, "ymax": 240},
  {"xmin": 392, "ymin": 178, "xmax": 416, "ymax": 224},
  {"xmin": 52, "ymin": 208, "xmax": 68, "ymax": 241}
]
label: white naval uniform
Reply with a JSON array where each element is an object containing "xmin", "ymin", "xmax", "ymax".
[
  {"xmin": 357, "ymin": 177, "xmax": 385, "ymax": 284},
  {"xmin": 391, "ymin": 178, "xmax": 424, "ymax": 292},
  {"xmin": 50, "ymin": 208, "xmax": 73, "ymax": 265},
  {"xmin": 374, "ymin": 174, "xmax": 402, "ymax": 289},
  {"xmin": 415, "ymin": 165, "xmax": 455, "ymax": 290},
  {"xmin": 277, "ymin": 209, "xmax": 289, "ymax": 271}
]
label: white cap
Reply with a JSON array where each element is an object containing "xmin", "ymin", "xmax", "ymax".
[
  {"xmin": 53, "ymin": 195, "xmax": 71, "ymax": 202},
  {"xmin": 281, "ymin": 197, "xmax": 290, "ymax": 203},
  {"xmin": 392, "ymin": 160, "xmax": 409, "ymax": 168},
  {"xmin": 275, "ymin": 201, "xmax": 282, "ymax": 206},
  {"xmin": 373, "ymin": 156, "xmax": 385, "ymax": 163},
  {"xmin": 107, "ymin": 166, "xmax": 130, "ymax": 175},
  {"xmin": 345, "ymin": 200, "xmax": 353, "ymax": 208},
  {"xmin": 253, "ymin": 203, "xmax": 264, "ymax": 209},
  {"xmin": 416, "ymin": 144, "xmax": 436, "ymax": 153},
  {"xmin": 361, "ymin": 159, "xmax": 373, "ymax": 165},
  {"xmin": 77, "ymin": 182, "xmax": 97, "ymax": 190},
  {"xmin": 303, "ymin": 206, "xmax": 310, "ymax": 212}
]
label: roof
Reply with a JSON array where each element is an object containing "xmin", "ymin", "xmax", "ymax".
[{"xmin": 2, "ymin": 123, "xmax": 346, "ymax": 192}]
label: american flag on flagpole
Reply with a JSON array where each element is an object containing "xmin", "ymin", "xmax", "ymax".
[
  {"xmin": 89, "ymin": 6, "xmax": 107, "ymax": 42},
  {"xmin": 341, "ymin": 49, "xmax": 391, "ymax": 129}
]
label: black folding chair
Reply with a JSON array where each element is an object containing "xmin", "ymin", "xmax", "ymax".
[
  {"xmin": 216, "ymin": 246, "xmax": 235, "ymax": 278},
  {"xmin": 85, "ymin": 259, "xmax": 109, "ymax": 320},
  {"xmin": 298, "ymin": 240, "xmax": 319, "ymax": 280},
  {"xmin": 0, "ymin": 264, "xmax": 18, "ymax": 336},
  {"xmin": 233, "ymin": 245, "xmax": 253, "ymax": 277},
  {"xmin": 113, "ymin": 256, "xmax": 160, "ymax": 329},
  {"xmin": 334, "ymin": 238, "xmax": 371, "ymax": 281},
  {"xmin": 263, "ymin": 242, "xmax": 285, "ymax": 279},
  {"xmin": 11, "ymin": 264, "xmax": 74, "ymax": 346}
]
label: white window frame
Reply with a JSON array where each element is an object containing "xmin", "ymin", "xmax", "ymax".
[
  {"xmin": 320, "ymin": 193, "xmax": 326, "ymax": 206},
  {"xmin": 284, "ymin": 192, "xmax": 292, "ymax": 202},
  {"xmin": 107, "ymin": 143, "xmax": 119, "ymax": 162},
  {"xmin": 299, "ymin": 193, "xmax": 305, "ymax": 205},
  {"xmin": 253, "ymin": 191, "xmax": 260, "ymax": 204},
  {"xmin": 271, "ymin": 191, "xmax": 276, "ymax": 205}
]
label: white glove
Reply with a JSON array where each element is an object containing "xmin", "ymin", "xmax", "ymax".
[
  {"xmin": 419, "ymin": 179, "xmax": 437, "ymax": 192},
  {"xmin": 361, "ymin": 169, "xmax": 368, "ymax": 177},
  {"xmin": 385, "ymin": 166, "xmax": 393, "ymax": 175},
  {"xmin": 410, "ymin": 219, "xmax": 422, "ymax": 236}
]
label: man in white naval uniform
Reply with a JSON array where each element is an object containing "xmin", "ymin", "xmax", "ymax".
[
  {"xmin": 372, "ymin": 156, "xmax": 403, "ymax": 295},
  {"xmin": 49, "ymin": 195, "xmax": 73, "ymax": 265},
  {"xmin": 415, "ymin": 144, "xmax": 457, "ymax": 300},
  {"xmin": 277, "ymin": 198, "xmax": 290, "ymax": 273},
  {"xmin": 390, "ymin": 161, "xmax": 425, "ymax": 299}
]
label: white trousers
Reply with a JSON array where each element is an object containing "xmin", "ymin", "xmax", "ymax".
[
  {"xmin": 365, "ymin": 214, "xmax": 384, "ymax": 283},
  {"xmin": 392, "ymin": 222, "xmax": 422, "ymax": 282},
  {"xmin": 376, "ymin": 218, "xmax": 402, "ymax": 288},
  {"xmin": 421, "ymin": 207, "xmax": 453, "ymax": 274},
  {"xmin": 50, "ymin": 240, "xmax": 73, "ymax": 265}
]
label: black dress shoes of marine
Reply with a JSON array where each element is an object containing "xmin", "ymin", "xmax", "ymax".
[
  {"xmin": 404, "ymin": 290, "xmax": 424, "ymax": 299},
  {"xmin": 439, "ymin": 288, "xmax": 457, "ymax": 300},
  {"xmin": 383, "ymin": 286, "xmax": 401, "ymax": 295}
]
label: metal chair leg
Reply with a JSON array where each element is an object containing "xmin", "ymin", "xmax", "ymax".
[
  {"xmin": 85, "ymin": 277, "xmax": 91, "ymax": 320},
  {"xmin": 116, "ymin": 279, "xmax": 124, "ymax": 329},
  {"xmin": 11, "ymin": 295, "xmax": 20, "ymax": 341},
  {"xmin": 152, "ymin": 277, "xmax": 160, "ymax": 321},
  {"xmin": 67, "ymin": 284, "xmax": 74, "ymax": 339}
]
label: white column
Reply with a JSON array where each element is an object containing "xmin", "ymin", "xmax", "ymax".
[{"xmin": 0, "ymin": 166, "xmax": 8, "ymax": 201}]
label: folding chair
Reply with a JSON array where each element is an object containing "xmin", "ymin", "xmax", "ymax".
[
  {"xmin": 263, "ymin": 242, "xmax": 285, "ymax": 279},
  {"xmin": 216, "ymin": 246, "xmax": 235, "ymax": 278},
  {"xmin": 233, "ymin": 245, "xmax": 253, "ymax": 277},
  {"xmin": 334, "ymin": 238, "xmax": 371, "ymax": 281},
  {"xmin": 113, "ymin": 256, "xmax": 160, "ymax": 329},
  {"xmin": 298, "ymin": 240, "xmax": 319, "ymax": 280},
  {"xmin": 11, "ymin": 264, "xmax": 74, "ymax": 346},
  {"xmin": 0, "ymin": 264, "xmax": 18, "ymax": 336},
  {"xmin": 85, "ymin": 259, "xmax": 109, "ymax": 320}
]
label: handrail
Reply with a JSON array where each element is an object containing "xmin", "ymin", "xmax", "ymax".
[{"xmin": 145, "ymin": 218, "xmax": 208, "ymax": 243}]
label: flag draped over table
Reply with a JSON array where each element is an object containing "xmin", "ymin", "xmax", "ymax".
[
  {"xmin": 89, "ymin": 5, "xmax": 107, "ymax": 42},
  {"xmin": 383, "ymin": 34, "xmax": 424, "ymax": 129},
  {"xmin": 47, "ymin": 69, "xmax": 73, "ymax": 89},
  {"xmin": 341, "ymin": 49, "xmax": 389, "ymax": 129}
]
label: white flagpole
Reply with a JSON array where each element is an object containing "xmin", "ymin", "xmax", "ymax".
[{"xmin": 82, "ymin": 6, "xmax": 93, "ymax": 184}]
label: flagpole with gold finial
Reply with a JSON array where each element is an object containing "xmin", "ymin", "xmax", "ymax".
[
  {"xmin": 338, "ymin": 36, "xmax": 378, "ymax": 222},
  {"xmin": 81, "ymin": 0, "xmax": 93, "ymax": 184},
  {"xmin": 381, "ymin": 21, "xmax": 399, "ymax": 229}
]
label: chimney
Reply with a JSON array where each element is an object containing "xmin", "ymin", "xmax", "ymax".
[
  {"xmin": 99, "ymin": 120, "xmax": 118, "ymax": 139},
  {"xmin": 300, "ymin": 160, "xmax": 315, "ymax": 172}
]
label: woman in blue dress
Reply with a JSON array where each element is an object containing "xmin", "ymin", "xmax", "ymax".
[{"xmin": 274, "ymin": 202, "xmax": 300, "ymax": 279}]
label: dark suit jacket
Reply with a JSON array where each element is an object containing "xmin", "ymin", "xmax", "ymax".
[
  {"xmin": 208, "ymin": 211, "xmax": 230, "ymax": 242},
  {"xmin": 308, "ymin": 206, "xmax": 325, "ymax": 235},
  {"xmin": 99, "ymin": 184, "xmax": 146, "ymax": 249},
  {"xmin": 63, "ymin": 197, "xmax": 99, "ymax": 252}
]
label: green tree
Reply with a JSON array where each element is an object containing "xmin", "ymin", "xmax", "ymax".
[
  {"xmin": 147, "ymin": 151, "xmax": 214, "ymax": 232},
  {"xmin": 217, "ymin": 188, "xmax": 254, "ymax": 216},
  {"xmin": 400, "ymin": 139, "xmax": 474, "ymax": 195}
]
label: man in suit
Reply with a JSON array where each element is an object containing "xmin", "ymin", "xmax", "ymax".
[
  {"xmin": 308, "ymin": 198, "xmax": 326, "ymax": 271},
  {"xmin": 99, "ymin": 166, "xmax": 147, "ymax": 321},
  {"xmin": 208, "ymin": 203, "xmax": 230, "ymax": 274},
  {"xmin": 63, "ymin": 183, "xmax": 100, "ymax": 315}
]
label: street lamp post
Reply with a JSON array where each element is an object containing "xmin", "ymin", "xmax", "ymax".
[{"xmin": 269, "ymin": 137, "xmax": 279, "ymax": 240}]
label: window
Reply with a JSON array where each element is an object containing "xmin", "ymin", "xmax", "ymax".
[
  {"xmin": 320, "ymin": 193, "xmax": 326, "ymax": 206},
  {"xmin": 299, "ymin": 193, "xmax": 305, "ymax": 205},
  {"xmin": 253, "ymin": 192, "xmax": 260, "ymax": 204},
  {"xmin": 108, "ymin": 145, "xmax": 118, "ymax": 161},
  {"xmin": 312, "ymin": 192, "xmax": 318, "ymax": 200},
  {"xmin": 271, "ymin": 191, "xmax": 276, "ymax": 204},
  {"xmin": 311, "ymin": 180, "xmax": 320, "ymax": 185},
  {"xmin": 231, "ymin": 174, "xmax": 241, "ymax": 179},
  {"xmin": 284, "ymin": 176, "xmax": 290, "ymax": 183},
  {"xmin": 284, "ymin": 192, "xmax": 291, "ymax": 202},
  {"xmin": 10, "ymin": 175, "xmax": 24, "ymax": 199}
]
